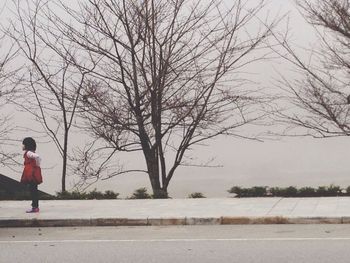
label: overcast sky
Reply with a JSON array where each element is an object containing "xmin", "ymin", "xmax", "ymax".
[{"xmin": 1, "ymin": 0, "xmax": 350, "ymax": 198}]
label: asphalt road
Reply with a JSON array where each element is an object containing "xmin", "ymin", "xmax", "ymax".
[{"xmin": 1, "ymin": 225, "xmax": 350, "ymax": 263}]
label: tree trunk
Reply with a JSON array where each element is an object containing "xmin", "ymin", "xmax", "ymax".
[
  {"xmin": 61, "ymin": 132, "xmax": 68, "ymax": 192},
  {"xmin": 61, "ymin": 156, "xmax": 67, "ymax": 192},
  {"xmin": 147, "ymin": 156, "xmax": 168, "ymax": 198}
]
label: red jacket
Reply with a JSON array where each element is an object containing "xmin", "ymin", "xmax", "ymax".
[{"xmin": 21, "ymin": 151, "xmax": 43, "ymax": 184}]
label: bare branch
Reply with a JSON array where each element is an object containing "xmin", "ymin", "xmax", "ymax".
[
  {"xmin": 275, "ymin": 0, "xmax": 350, "ymax": 138},
  {"xmin": 39, "ymin": 0, "xmax": 278, "ymax": 196}
]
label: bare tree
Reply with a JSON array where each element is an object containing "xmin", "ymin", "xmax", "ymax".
[
  {"xmin": 53, "ymin": 0, "xmax": 278, "ymax": 197},
  {"xmin": 275, "ymin": 0, "xmax": 350, "ymax": 137},
  {"xmin": 7, "ymin": 0, "xmax": 96, "ymax": 191},
  {"xmin": 0, "ymin": 23, "xmax": 19, "ymax": 168}
]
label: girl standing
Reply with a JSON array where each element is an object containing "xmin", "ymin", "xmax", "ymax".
[{"xmin": 21, "ymin": 137, "xmax": 42, "ymax": 213}]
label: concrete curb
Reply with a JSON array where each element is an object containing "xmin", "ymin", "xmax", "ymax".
[
  {"xmin": 221, "ymin": 216, "xmax": 344, "ymax": 225},
  {"xmin": 1, "ymin": 216, "xmax": 349, "ymax": 227}
]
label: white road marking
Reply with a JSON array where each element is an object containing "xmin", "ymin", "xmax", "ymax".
[{"xmin": 2, "ymin": 237, "xmax": 350, "ymax": 244}]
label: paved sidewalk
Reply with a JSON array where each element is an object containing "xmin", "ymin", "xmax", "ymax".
[{"xmin": 1, "ymin": 197, "xmax": 350, "ymax": 227}]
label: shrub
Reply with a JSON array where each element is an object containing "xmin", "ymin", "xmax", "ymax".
[
  {"xmin": 103, "ymin": 190, "xmax": 119, "ymax": 199},
  {"xmin": 228, "ymin": 186, "xmax": 252, "ymax": 197},
  {"xmin": 86, "ymin": 189, "xmax": 105, "ymax": 200},
  {"xmin": 228, "ymin": 186, "xmax": 243, "ymax": 196},
  {"xmin": 328, "ymin": 185, "xmax": 342, "ymax": 196},
  {"xmin": 270, "ymin": 186, "xmax": 298, "ymax": 197},
  {"xmin": 56, "ymin": 191, "xmax": 66, "ymax": 199},
  {"xmin": 56, "ymin": 189, "xmax": 120, "ymax": 200},
  {"xmin": 230, "ymin": 185, "xmax": 346, "ymax": 198},
  {"xmin": 56, "ymin": 190, "xmax": 87, "ymax": 200},
  {"xmin": 250, "ymin": 186, "xmax": 268, "ymax": 197},
  {"xmin": 129, "ymin": 187, "xmax": 152, "ymax": 199},
  {"xmin": 188, "ymin": 192, "xmax": 206, "ymax": 198},
  {"xmin": 316, "ymin": 185, "xmax": 341, "ymax": 197},
  {"xmin": 298, "ymin": 187, "xmax": 316, "ymax": 197},
  {"xmin": 283, "ymin": 186, "xmax": 298, "ymax": 197},
  {"xmin": 316, "ymin": 186, "xmax": 327, "ymax": 196},
  {"xmin": 269, "ymin": 187, "xmax": 282, "ymax": 197},
  {"xmin": 228, "ymin": 186, "xmax": 267, "ymax": 198}
]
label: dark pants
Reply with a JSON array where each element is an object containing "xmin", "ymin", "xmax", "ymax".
[{"xmin": 29, "ymin": 182, "xmax": 39, "ymax": 208}]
